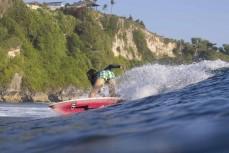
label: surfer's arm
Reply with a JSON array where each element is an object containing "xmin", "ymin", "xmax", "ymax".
[{"xmin": 104, "ymin": 64, "xmax": 125, "ymax": 70}]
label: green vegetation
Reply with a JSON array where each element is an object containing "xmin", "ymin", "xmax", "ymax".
[
  {"xmin": 110, "ymin": 0, "xmax": 115, "ymax": 14},
  {"xmin": 0, "ymin": 1, "xmax": 135, "ymax": 91},
  {"xmin": 0, "ymin": 1, "xmax": 90, "ymax": 91},
  {"xmin": 133, "ymin": 29, "xmax": 155, "ymax": 61},
  {"xmin": 220, "ymin": 44, "xmax": 229, "ymax": 55},
  {"xmin": 103, "ymin": 4, "xmax": 108, "ymax": 14},
  {"xmin": 171, "ymin": 38, "xmax": 229, "ymax": 64},
  {"xmin": 0, "ymin": 0, "xmax": 13, "ymax": 15},
  {"xmin": 100, "ymin": 15, "xmax": 119, "ymax": 36},
  {"xmin": 0, "ymin": 0, "xmax": 229, "ymax": 93}
]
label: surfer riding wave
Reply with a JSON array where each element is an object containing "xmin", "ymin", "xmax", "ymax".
[{"xmin": 87, "ymin": 64, "xmax": 125, "ymax": 98}]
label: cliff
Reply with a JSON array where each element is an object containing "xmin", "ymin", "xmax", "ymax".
[
  {"xmin": 110, "ymin": 18, "xmax": 176, "ymax": 60},
  {"xmin": 0, "ymin": 0, "xmax": 14, "ymax": 18},
  {"xmin": 0, "ymin": 1, "xmax": 179, "ymax": 102},
  {"xmin": 0, "ymin": 1, "xmax": 201, "ymax": 102}
]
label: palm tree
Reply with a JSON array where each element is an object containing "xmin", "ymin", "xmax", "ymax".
[
  {"xmin": 103, "ymin": 4, "xmax": 108, "ymax": 14},
  {"xmin": 110, "ymin": 0, "xmax": 115, "ymax": 14}
]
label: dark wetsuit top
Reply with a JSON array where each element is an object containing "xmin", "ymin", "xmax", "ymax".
[{"xmin": 104, "ymin": 64, "xmax": 121, "ymax": 70}]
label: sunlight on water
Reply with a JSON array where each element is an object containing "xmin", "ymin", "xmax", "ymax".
[{"xmin": 117, "ymin": 60, "xmax": 229, "ymax": 100}]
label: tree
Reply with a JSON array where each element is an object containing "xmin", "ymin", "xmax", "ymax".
[
  {"xmin": 103, "ymin": 4, "xmax": 108, "ymax": 14},
  {"xmin": 140, "ymin": 20, "xmax": 145, "ymax": 27},
  {"xmin": 207, "ymin": 42, "xmax": 217, "ymax": 50},
  {"xmin": 223, "ymin": 44, "xmax": 229, "ymax": 55},
  {"xmin": 65, "ymin": 3, "xmax": 70, "ymax": 9},
  {"xmin": 110, "ymin": 0, "xmax": 115, "ymax": 14},
  {"xmin": 191, "ymin": 37, "xmax": 202, "ymax": 45},
  {"xmin": 173, "ymin": 39, "xmax": 185, "ymax": 55},
  {"xmin": 191, "ymin": 37, "xmax": 210, "ymax": 51},
  {"xmin": 128, "ymin": 15, "xmax": 133, "ymax": 21}
]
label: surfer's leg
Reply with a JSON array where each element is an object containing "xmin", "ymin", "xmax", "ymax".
[
  {"xmin": 89, "ymin": 78, "xmax": 105, "ymax": 98},
  {"xmin": 108, "ymin": 79, "xmax": 116, "ymax": 97}
]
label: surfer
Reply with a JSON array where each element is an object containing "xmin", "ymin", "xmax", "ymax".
[{"xmin": 87, "ymin": 64, "xmax": 125, "ymax": 98}]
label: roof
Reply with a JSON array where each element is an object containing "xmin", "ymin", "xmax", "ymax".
[
  {"xmin": 45, "ymin": 2, "xmax": 64, "ymax": 4},
  {"xmin": 72, "ymin": 0, "xmax": 99, "ymax": 7}
]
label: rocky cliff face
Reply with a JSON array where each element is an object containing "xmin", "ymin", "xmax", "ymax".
[
  {"xmin": 143, "ymin": 29, "xmax": 176, "ymax": 58},
  {"xmin": 1, "ymin": 73, "xmax": 22, "ymax": 102},
  {"xmin": 111, "ymin": 18, "xmax": 176, "ymax": 60},
  {"xmin": 0, "ymin": 73, "xmax": 84, "ymax": 102},
  {"xmin": 7, "ymin": 46, "xmax": 21, "ymax": 59},
  {"xmin": 112, "ymin": 20, "xmax": 141, "ymax": 60}
]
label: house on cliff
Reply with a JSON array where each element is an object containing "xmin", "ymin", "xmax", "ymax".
[
  {"xmin": 26, "ymin": 2, "xmax": 41, "ymax": 10},
  {"xmin": 69, "ymin": 0, "xmax": 99, "ymax": 10},
  {"xmin": 45, "ymin": 1, "xmax": 65, "ymax": 10},
  {"xmin": 26, "ymin": 1, "xmax": 65, "ymax": 11}
]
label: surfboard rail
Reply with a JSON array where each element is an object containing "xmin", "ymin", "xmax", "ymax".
[{"xmin": 49, "ymin": 97, "xmax": 124, "ymax": 114}]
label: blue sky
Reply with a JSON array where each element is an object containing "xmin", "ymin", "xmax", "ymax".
[{"xmin": 24, "ymin": 0, "xmax": 229, "ymax": 47}]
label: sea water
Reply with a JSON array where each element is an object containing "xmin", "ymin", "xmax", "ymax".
[{"xmin": 1, "ymin": 60, "xmax": 229, "ymax": 153}]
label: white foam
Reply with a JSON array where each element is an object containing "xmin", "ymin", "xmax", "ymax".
[
  {"xmin": 116, "ymin": 60, "xmax": 229, "ymax": 100},
  {"xmin": 0, "ymin": 103, "xmax": 59, "ymax": 118}
]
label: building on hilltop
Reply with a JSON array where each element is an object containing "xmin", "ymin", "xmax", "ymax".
[
  {"xmin": 45, "ymin": 1, "xmax": 65, "ymax": 11},
  {"xmin": 25, "ymin": 0, "xmax": 99, "ymax": 11},
  {"xmin": 69, "ymin": 0, "xmax": 99, "ymax": 10},
  {"xmin": 25, "ymin": 1, "xmax": 64, "ymax": 11},
  {"xmin": 26, "ymin": 1, "xmax": 41, "ymax": 10}
]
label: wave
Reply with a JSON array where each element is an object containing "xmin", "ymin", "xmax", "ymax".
[
  {"xmin": 2, "ymin": 60, "xmax": 229, "ymax": 118},
  {"xmin": 0, "ymin": 103, "xmax": 59, "ymax": 118},
  {"xmin": 117, "ymin": 60, "xmax": 229, "ymax": 100}
]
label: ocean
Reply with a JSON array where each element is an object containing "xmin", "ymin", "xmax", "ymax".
[{"xmin": 1, "ymin": 60, "xmax": 229, "ymax": 153}]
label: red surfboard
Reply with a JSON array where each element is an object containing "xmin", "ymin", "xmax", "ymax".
[{"xmin": 49, "ymin": 97, "xmax": 123, "ymax": 115}]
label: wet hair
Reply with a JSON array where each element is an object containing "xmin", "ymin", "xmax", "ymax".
[{"xmin": 87, "ymin": 69, "xmax": 96, "ymax": 78}]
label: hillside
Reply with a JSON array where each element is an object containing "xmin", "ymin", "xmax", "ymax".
[
  {"xmin": 0, "ymin": 0, "xmax": 228, "ymax": 102},
  {"xmin": 0, "ymin": 0, "xmax": 13, "ymax": 17}
]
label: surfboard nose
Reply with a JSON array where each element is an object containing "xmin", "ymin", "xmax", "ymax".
[{"xmin": 48, "ymin": 104, "xmax": 55, "ymax": 109}]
